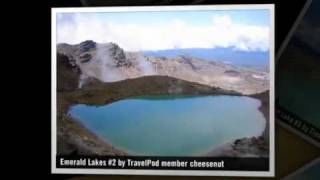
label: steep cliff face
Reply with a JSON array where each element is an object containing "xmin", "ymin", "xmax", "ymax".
[
  {"xmin": 57, "ymin": 40, "xmax": 269, "ymax": 95},
  {"xmin": 57, "ymin": 53, "xmax": 80, "ymax": 92},
  {"xmin": 58, "ymin": 40, "xmax": 146, "ymax": 83}
]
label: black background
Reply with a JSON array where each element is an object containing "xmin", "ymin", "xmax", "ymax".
[{"xmin": 28, "ymin": 0, "xmax": 309, "ymax": 179}]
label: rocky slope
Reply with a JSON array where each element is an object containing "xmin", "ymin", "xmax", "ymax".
[{"xmin": 57, "ymin": 40, "xmax": 269, "ymax": 95}]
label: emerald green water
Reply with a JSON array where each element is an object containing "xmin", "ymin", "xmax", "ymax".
[{"xmin": 69, "ymin": 95, "xmax": 266, "ymax": 156}]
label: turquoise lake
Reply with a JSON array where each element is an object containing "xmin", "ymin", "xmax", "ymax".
[{"xmin": 69, "ymin": 95, "xmax": 266, "ymax": 156}]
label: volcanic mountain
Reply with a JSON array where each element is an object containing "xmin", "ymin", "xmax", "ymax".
[{"xmin": 57, "ymin": 40, "xmax": 269, "ymax": 95}]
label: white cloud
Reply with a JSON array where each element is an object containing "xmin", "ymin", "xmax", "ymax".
[{"xmin": 57, "ymin": 14, "xmax": 269, "ymax": 52}]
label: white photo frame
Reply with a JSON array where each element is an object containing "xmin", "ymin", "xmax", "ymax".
[{"xmin": 52, "ymin": 4, "xmax": 275, "ymax": 177}]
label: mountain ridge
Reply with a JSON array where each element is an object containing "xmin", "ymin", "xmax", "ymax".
[
  {"xmin": 143, "ymin": 47, "xmax": 269, "ymax": 69},
  {"xmin": 57, "ymin": 40, "xmax": 269, "ymax": 95}
]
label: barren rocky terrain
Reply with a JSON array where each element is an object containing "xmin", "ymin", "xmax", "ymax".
[{"xmin": 57, "ymin": 40, "xmax": 269, "ymax": 95}]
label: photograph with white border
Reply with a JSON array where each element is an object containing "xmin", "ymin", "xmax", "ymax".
[{"xmin": 52, "ymin": 4, "xmax": 275, "ymax": 177}]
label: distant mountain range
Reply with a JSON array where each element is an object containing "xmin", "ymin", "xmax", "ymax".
[{"xmin": 144, "ymin": 48, "xmax": 269, "ymax": 69}]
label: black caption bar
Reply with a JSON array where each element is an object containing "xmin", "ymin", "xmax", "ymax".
[{"xmin": 56, "ymin": 155, "xmax": 269, "ymax": 171}]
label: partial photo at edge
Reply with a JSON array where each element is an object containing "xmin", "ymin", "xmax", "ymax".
[{"xmin": 49, "ymin": 0, "xmax": 320, "ymax": 179}]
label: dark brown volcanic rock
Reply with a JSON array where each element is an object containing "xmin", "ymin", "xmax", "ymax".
[
  {"xmin": 108, "ymin": 42, "xmax": 130, "ymax": 67},
  {"xmin": 57, "ymin": 53, "xmax": 80, "ymax": 92},
  {"xmin": 79, "ymin": 40, "xmax": 96, "ymax": 53}
]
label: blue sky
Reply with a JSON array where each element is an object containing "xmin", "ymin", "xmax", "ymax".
[
  {"xmin": 58, "ymin": 9, "xmax": 270, "ymax": 27},
  {"xmin": 57, "ymin": 9, "xmax": 271, "ymax": 51}
]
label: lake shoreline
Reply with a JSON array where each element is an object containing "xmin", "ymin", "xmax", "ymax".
[
  {"xmin": 57, "ymin": 76, "xmax": 269, "ymax": 157},
  {"xmin": 57, "ymin": 95, "xmax": 128, "ymax": 156},
  {"xmin": 205, "ymin": 91, "xmax": 269, "ymax": 157}
]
